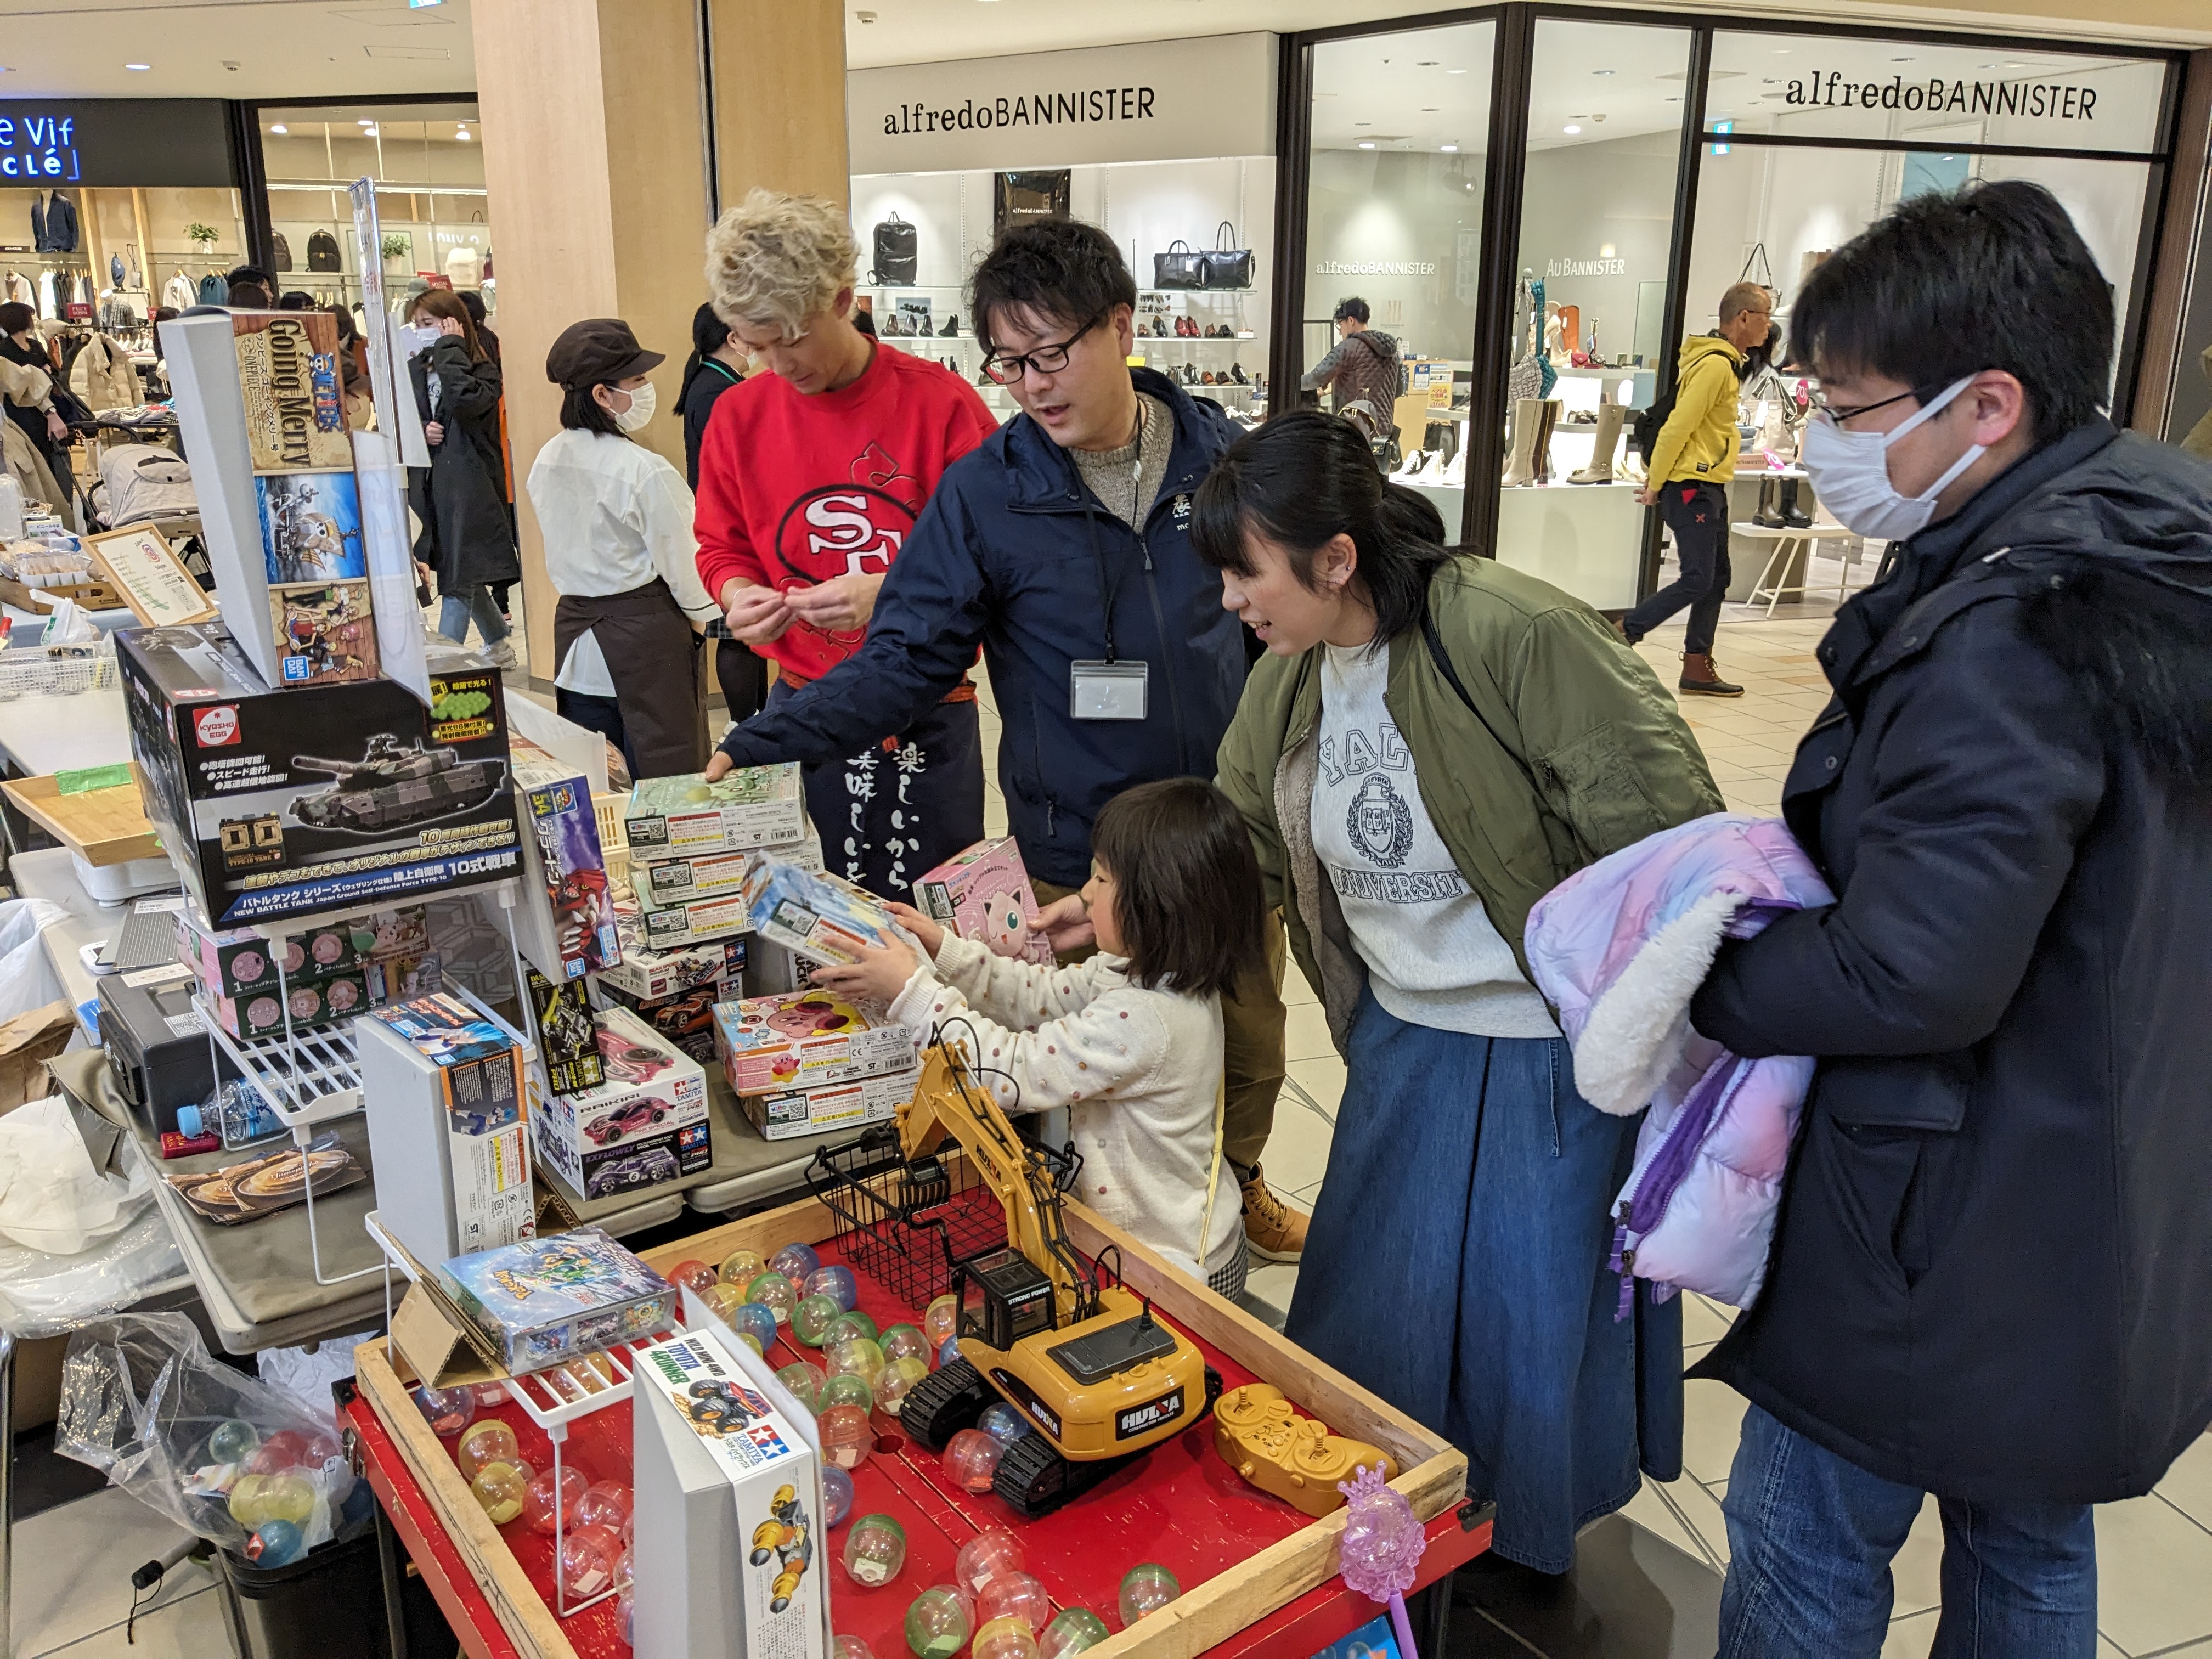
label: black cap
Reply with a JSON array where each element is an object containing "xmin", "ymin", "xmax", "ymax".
[{"xmin": 546, "ymin": 318, "xmax": 664, "ymax": 388}]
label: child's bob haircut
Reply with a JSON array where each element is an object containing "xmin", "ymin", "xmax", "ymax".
[{"xmin": 1088, "ymin": 778, "xmax": 1265, "ymax": 1000}]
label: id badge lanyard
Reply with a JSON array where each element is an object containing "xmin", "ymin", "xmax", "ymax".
[{"xmin": 1070, "ymin": 403, "xmax": 1150, "ymax": 721}]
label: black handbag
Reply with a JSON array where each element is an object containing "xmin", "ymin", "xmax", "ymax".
[
  {"xmin": 306, "ymin": 229, "xmax": 341, "ymax": 273},
  {"xmin": 271, "ymin": 230, "xmax": 292, "ymax": 273},
  {"xmin": 871, "ymin": 213, "xmax": 917, "ymax": 286},
  {"xmin": 1153, "ymin": 240, "xmax": 1204, "ymax": 290},
  {"xmin": 1200, "ymin": 222, "xmax": 1254, "ymax": 290}
]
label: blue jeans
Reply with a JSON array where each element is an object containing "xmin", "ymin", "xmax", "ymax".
[
  {"xmin": 439, "ymin": 585, "xmax": 509, "ymax": 646},
  {"xmin": 1720, "ymin": 1404, "xmax": 2097, "ymax": 1657}
]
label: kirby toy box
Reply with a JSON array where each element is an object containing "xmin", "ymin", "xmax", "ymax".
[{"xmin": 912, "ymin": 837, "xmax": 1055, "ymax": 966}]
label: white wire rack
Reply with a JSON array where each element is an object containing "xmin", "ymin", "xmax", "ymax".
[{"xmin": 0, "ymin": 649, "xmax": 115, "ymax": 699}]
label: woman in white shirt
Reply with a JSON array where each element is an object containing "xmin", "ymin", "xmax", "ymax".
[{"xmin": 528, "ymin": 319, "xmax": 720, "ymax": 779}]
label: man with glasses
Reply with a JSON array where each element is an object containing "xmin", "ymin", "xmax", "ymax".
[
  {"xmin": 709, "ymin": 217, "xmax": 1307, "ymax": 1267},
  {"xmin": 1688, "ymin": 180, "xmax": 2212, "ymax": 1650},
  {"xmin": 693, "ymin": 189, "xmax": 998, "ymax": 895},
  {"xmin": 1619, "ymin": 280, "xmax": 1774, "ymax": 697}
]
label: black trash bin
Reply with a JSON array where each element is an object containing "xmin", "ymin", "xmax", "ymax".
[{"xmin": 216, "ymin": 1527, "xmax": 386, "ymax": 1659}]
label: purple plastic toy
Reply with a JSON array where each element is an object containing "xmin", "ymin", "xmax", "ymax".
[{"xmin": 1335, "ymin": 1464, "xmax": 1426, "ymax": 1659}]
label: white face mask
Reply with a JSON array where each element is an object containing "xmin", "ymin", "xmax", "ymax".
[
  {"xmin": 1799, "ymin": 375, "xmax": 1987, "ymax": 543},
  {"xmin": 612, "ymin": 381, "xmax": 657, "ymax": 432}
]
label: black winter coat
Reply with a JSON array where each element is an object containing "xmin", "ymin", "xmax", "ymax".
[
  {"xmin": 1690, "ymin": 420, "xmax": 2212, "ymax": 1503},
  {"xmin": 408, "ymin": 337, "xmax": 518, "ymax": 594}
]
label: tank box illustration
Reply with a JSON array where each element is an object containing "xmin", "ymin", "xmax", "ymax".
[{"xmin": 117, "ymin": 621, "xmax": 520, "ymax": 930}]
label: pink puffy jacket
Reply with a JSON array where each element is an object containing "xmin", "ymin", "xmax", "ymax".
[{"xmin": 1525, "ymin": 813, "xmax": 1832, "ymax": 1312}]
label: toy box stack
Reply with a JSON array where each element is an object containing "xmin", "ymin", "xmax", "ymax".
[
  {"xmin": 528, "ymin": 1004, "xmax": 713, "ymax": 1203},
  {"xmin": 913, "ymin": 836, "xmax": 1056, "ymax": 966},
  {"xmin": 710, "ymin": 989, "xmax": 919, "ymax": 1141}
]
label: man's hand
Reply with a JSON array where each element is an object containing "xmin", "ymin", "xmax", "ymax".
[
  {"xmin": 883, "ymin": 900, "xmax": 943, "ymax": 961},
  {"xmin": 703, "ymin": 750, "xmax": 735, "ymax": 782},
  {"xmin": 810, "ymin": 930, "xmax": 923, "ymax": 1007},
  {"xmin": 784, "ymin": 573, "xmax": 884, "ymax": 634},
  {"xmin": 44, "ymin": 410, "xmax": 67, "ymax": 443},
  {"xmin": 1636, "ymin": 486, "xmax": 1660, "ymax": 507},
  {"xmin": 425, "ymin": 420, "xmax": 445, "ymax": 447},
  {"xmin": 723, "ymin": 583, "xmax": 794, "ymax": 645},
  {"xmin": 1033, "ymin": 893, "xmax": 1094, "ymax": 955}
]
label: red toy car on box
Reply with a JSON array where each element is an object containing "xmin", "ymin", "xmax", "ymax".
[{"xmin": 582, "ymin": 1098, "xmax": 669, "ymax": 1146}]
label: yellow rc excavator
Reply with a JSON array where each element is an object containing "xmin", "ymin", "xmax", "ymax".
[{"xmin": 861, "ymin": 1041, "xmax": 1218, "ymax": 1517}]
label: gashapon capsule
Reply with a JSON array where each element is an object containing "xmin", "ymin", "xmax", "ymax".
[
  {"xmin": 668, "ymin": 1258, "xmax": 718, "ymax": 1296},
  {"xmin": 826, "ymin": 1336, "xmax": 886, "ymax": 1384},
  {"xmin": 770, "ymin": 1242, "xmax": 821, "ymax": 1283},
  {"xmin": 735, "ymin": 1331, "xmax": 766, "ymax": 1357},
  {"xmin": 793, "ymin": 1294, "xmax": 843, "ymax": 1346},
  {"xmin": 953, "ymin": 1528, "xmax": 1025, "ymax": 1596},
  {"xmin": 833, "ymin": 1638, "xmax": 877, "ymax": 1659},
  {"xmin": 974, "ymin": 1616, "xmax": 1041, "ymax": 1659},
  {"xmin": 905, "ymin": 1585, "xmax": 974, "ymax": 1659},
  {"xmin": 978, "ymin": 1571, "xmax": 1052, "ymax": 1634},
  {"xmin": 470, "ymin": 1459, "xmax": 532, "ymax": 1524},
  {"xmin": 245, "ymin": 1430, "xmax": 314, "ymax": 1475},
  {"xmin": 205, "ymin": 1418, "xmax": 261, "ymax": 1466},
  {"xmin": 719, "ymin": 1248, "xmax": 767, "ymax": 1286},
  {"xmin": 247, "ymin": 1519, "xmax": 306, "ymax": 1567},
  {"xmin": 731, "ymin": 1301, "xmax": 780, "ymax": 1353},
  {"xmin": 942, "ymin": 1429, "xmax": 1003, "ymax": 1494},
  {"xmin": 977, "ymin": 1403, "xmax": 1034, "ymax": 1448},
  {"xmin": 822, "ymin": 1464, "xmax": 856, "ymax": 1527},
  {"xmin": 841, "ymin": 1513, "xmax": 909, "ymax": 1585},
  {"xmin": 412, "ymin": 1384, "xmax": 477, "ymax": 1437},
  {"xmin": 455, "ymin": 1419, "xmax": 521, "ymax": 1482},
  {"xmin": 778, "ymin": 1360, "xmax": 827, "ymax": 1412},
  {"xmin": 804, "ymin": 1265, "xmax": 860, "ymax": 1312},
  {"xmin": 1041, "ymin": 1609, "xmax": 1112, "ymax": 1659},
  {"xmin": 746, "ymin": 1271, "xmax": 799, "ymax": 1323},
  {"xmin": 1119, "ymin": 1564, "xmax": 1181, "ymax": 1628},
  {"xmin": 613, "ymin": 1547, "xmax": 635, "ymax": 1598},
  {"xmin": 877, "ymin": 1355, "xmax": 929, "ymax": 1411},
  {"xmin": 229, "ymin": 1473, "xmax": 315, "ymax": 1530},
  {"xmin": 923, "ymin": 1295, "xmax": 959, "ymax": 1348},
  {"xmin": 819, "ymin": 1372, "xmax": 875, "ymax": 1414},
  {"xmin": 703, "ymin": 1282, "xmax": 751, "ymax": 1320},
  {"xmin": 575, "ymin": 1481, "xmax": 634, "ymax": 1532},
  {"xmin": 880, "ymin": 1324, "xmax": 930, "ymax": 1366},
  {"xmin": 523, "ymin": 1465, "xmax": 589, "ymax": 1534},
  {"xmin": 557, "ymin": 1523, "xmax": 625, "ymax": 1599},
  {"xmin": 617, "ymin": 1591, "xmax": 636, "ymax": 1646},
  {"xmin": 938, "ymin": 1335, "xmax": 961, "ymax": 1369},
  {"xmin": 824, "ymin": 1311, "xmax": 879, "ymax": 1344},
  {"xmin": 819, "ymin": 1404, "xmax": 876, "ymax": 1469}
]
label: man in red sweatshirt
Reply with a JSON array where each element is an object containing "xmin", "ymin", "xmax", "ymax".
[{"xmin": 693, "ymin": 189, "xmax": 998, "ymax": 896}]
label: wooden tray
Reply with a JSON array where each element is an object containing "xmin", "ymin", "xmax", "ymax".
[
  {"xmin": 356, "ymin": 1188, "xmax": 1468, "ymax": 1659},
  {"xmin": 0, "ymin": 765, "xmax": 161, "ymax": 865},
  {"xmin": 0, "ymin": 577, "xmax": 125, "ymax": 613}
]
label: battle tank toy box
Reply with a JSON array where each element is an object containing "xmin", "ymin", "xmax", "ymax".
[
  {"xmin": 712, "ymin": 988, "xmax": 918, "ymax": 1097},
  {"xmin": 528, "ymin": 1005, "xmax": 712, "ymax": 1203},
  {"xmin": 433, "ymin": 1224, "xmax": 675, "ymax": 1375},
  {"xmin": 622, "ymin": 765, "xmax": 806, "ymax": 860},
  {"xmin": 116, "ymin": 622, "xmax": 520, "ymax": 929},
  {"xmin": 913, "ymin": 836, "xmax": 1056, "ymax": 966}
]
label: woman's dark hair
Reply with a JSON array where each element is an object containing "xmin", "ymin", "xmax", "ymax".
[
  {"xmin": 275, "ymin": 290, "xmax": 317, "ymax": 311},
  {"xmin": 411, "ymin": 288, "xmax": 489, "ymax": 363},
  {"xmin": 1190, "ymin": 409, "xmax": 1455, "ymax": 646},
  {"xmin": 0, "ymin": 301, "xmax": 33, "ymax": 337},
  {"xmin": 679, "ymin": 301, "xmax": 733, "ymax": 411},
  {"xmin": 1089, "ymin": 778, "xmax": 1264, "ymax": 1000},
  {"xmin": 561, "ymin": 381, "xmax": 623, "ymax": 435},
  {"xmin": 325, "ymin": 304, "xmax": 359, "ymax": 346},
  {"xmin": 969, "ymin": 218, "xmax": 1136, "ymax": 357},
  {"xmin": 1788, "ymin": 179, "xmax": 2111, "ymax": 440},
  {"xmin": 226, "ymin": 282, "xmax": 269, "ymax": 309}
]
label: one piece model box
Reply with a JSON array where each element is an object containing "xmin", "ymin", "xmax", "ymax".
[
  {"xmin": 118, "ymin": 623, "xmax": 520, "ymax": 929},
  {"xmin": 622, "ymin": 766, "xmax": 806, "ymax": 859}
]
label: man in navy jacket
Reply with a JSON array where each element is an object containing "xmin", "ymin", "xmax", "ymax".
[{"xmin": 708, "ymin": 219, "xmax": 1304, "ymax": 1263}]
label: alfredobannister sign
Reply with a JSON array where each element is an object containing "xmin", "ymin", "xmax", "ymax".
[
  {"xmin": 848, "ymin": 33, "xmax": 1276, "ymax": 172},
  {"xmin": 1781, "ymin": 70, "xmax": 2101, "ymax": 120}
]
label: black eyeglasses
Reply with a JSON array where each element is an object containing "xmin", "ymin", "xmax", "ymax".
[
  {"xmin": 1807, "ymin": 385, "xmax": 1920, "ymax": 426},
  {"xmin": 980, "ymin": 314, "xmax": 1103, "ymax": 385}
]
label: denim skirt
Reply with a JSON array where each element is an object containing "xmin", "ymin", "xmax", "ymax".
[{"xmin": 1285, "ymin": 988, "xmax": 1684, "ymax": 1572}]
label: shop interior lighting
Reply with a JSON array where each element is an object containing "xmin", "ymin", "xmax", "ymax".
[
  {"xmin": 1357, "ymin": 141, "xmax": 1377, "ymax": 149},
  {"xmin": 1441, "ymin": 143, "xmax": 1458, "ymax": 152},
  {"xmin": 456, "ymin": 126, "xmax": 472, "ymax": 139},
  {"xmin": 125, "ymin": 63, "xmax": 151, "ymax": 71},
  {"xmin": 1593, "ymin": 69, "xmax": 1616, "ymax": 76},
  {"xmin": 1445, "ymin": 67, "xmax": 1468, "ymax": 74},
  {"xmin": 1563, "ymin": 123, "xmax": 1582, "ymax": 134},
  {"xmin": 269, "ymin": 123, "xmax": 288, "ymax": 133},
  {"xmin": 358, "ymin": 117, "xmax": 375, "ymax": 125}
]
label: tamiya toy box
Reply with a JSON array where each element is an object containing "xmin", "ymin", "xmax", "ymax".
[
  {"xmin": 524, "ymin": 968, "xmax": 605, "ymax": 1096},
  {"xmin": 512, "ymin": 753, "xmax": 620, "ymax": 984},
  {"xmin": 742, "ymin": 859, "xmax": 896, "ymax": 968},
  {"xmin": 712, "ymin": 989, "xmax": 918, "ymax": 1096},
  {"xmin": 117, "ymin": 622, "xmax": 519, "ymax": 929},
  {"xmin": 631, "ymin": 832, "xmax": 822, "ymax": 909},
  {"xmin": 912, "ymin": 836, "xmax": 1056, "ymax": 966},
  {"xmin": 600, "ymin": 981, "xmax": 728, "ymax": 1067},
  {"xmin": 741, "ymin": 1067, "xmax": 914, "ymax": 1142},
  {"xmin": 600, "ymin": 890, "xmax": 748, "ymax": 1002},
  {"xmin": 529, "ymin": 1005, "xmax": 712, "ymax": 1201},
  {"xmin": 623, "ymin": 766, "xmax": 805, "ymax": 859},
  {"xmin": 435, "ymin": 1226, "xmax": 675, "ymax": 1375}
]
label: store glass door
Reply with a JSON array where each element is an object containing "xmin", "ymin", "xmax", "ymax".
[{"xmin": 1299, "ymin": 19, "xmax": 1496, "ymax": 512}]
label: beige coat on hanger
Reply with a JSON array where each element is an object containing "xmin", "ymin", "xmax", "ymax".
[
  {"xmin": 69, "ymin": 334, "xmax": 143, "ymax": 413},
  {"xmin": 0, "ymin": 358, "xmax": 68, "ymax": 515}
]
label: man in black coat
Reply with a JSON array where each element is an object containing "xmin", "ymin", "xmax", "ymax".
[{"xmin": 1689, "ymin": 180, "xmax": 2212, "ymax": 1651}]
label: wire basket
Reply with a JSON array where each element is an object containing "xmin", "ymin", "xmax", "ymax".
[
  {"xmin": 806, "ymin": 1121, "xmax": 1082, "ymax": 1309},
  {"xmin": 0, "ymin": 650, "xmax": 115, "ymax": 701}
]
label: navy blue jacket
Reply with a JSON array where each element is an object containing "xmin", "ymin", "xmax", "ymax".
[{"xmin": 713, "ymin": 368, "xmax": 1245, "ymax": 889}]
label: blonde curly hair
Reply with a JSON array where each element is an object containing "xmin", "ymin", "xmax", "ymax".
[{"xmin": 704, "ymin": 189, "xmax": 859, "ymax": 343}]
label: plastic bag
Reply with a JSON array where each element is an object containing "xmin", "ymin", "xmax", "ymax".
[
  {"xmin": 0, "ymin": 1094, "xmax": 140, "ymax": 1254},
  {"xmin": 0, "ymin": 898, "xmax": 67, "ymax": 1023},
  {"xmin": 57, "ymin": 1310, "xmax": 367, "ymax": 1556},
  {"xmin": 0, "ymin": 1204, "xmax": 184, "ymax": 1338}
]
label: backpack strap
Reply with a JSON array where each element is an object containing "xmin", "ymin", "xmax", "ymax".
[{"xmin": 1419, "ymin": 596, "xmax": 1543, "ymax": 797}]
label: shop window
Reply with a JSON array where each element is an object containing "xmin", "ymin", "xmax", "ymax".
[
  {"xmin": 1494, "ymin": 18, "xmax": 1694, "ymax": 610},
  {"xmin": 1299, "ymin": 21, "xmax": 1495, "ymax": 499}
]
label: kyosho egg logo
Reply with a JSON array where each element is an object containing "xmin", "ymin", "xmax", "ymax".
[{"xmin": 194, "ymin": 705, "xmax": 241, "ymax": 747}]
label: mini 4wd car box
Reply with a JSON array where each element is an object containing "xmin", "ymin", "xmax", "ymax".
[
  {"xmin": 712, "ymin": 989, "xmax": 918, "ymax": 1097},
  {"xmin": 117, "ymin": 622, "xmax": 520, "ymax": 929},
  {"xmin": 631, "ymin": 831, "xmax": 824, "ymax": 909},
  {"xmin": 912, "ymin": 837, "xmax": 1056, "ymax": 966},
  {"xmin": 525, "ymin": 968, "xmax": 605, "ymax": 1096},
  {"xmin": 528, "ymin": 1005, "xmax": 711, "ymax": 1203},
  {"xmin": 631, "ymin": 1324, "xmax": 827, "ymax": 1659},
  {"xmin": 599, "ymin": 981, "xmax": 727, "ymax": 1068},
  {"xmin": 623, "ymin": 766, "xmax": 806, "ymax": 860},
  {"xmin": 511, "ymin": 751, "xmax": 621, "ymax": 984},
  {"xmin": 357, "ymin": 986, "xmax": 536, "ymax": 1268},
  {"xmin": 741, "ymin": 859, "xmax": 898, "ymax": 968},
  {"xmin": 740, "ymin": 1068, "xmax": 915, "ymax": 1142},
  {"xmin": 600, "ymin": 890, "xmax": 749, "ymax": 1002},
  {"xmin": 435, "ymin": 1225, "xmax": 675, "ymax": 1376}
]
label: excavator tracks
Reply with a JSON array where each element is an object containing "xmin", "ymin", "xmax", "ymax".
[{"xmin": 899, "ymin": 1357, "xmax": 991, "ymax": 1452}]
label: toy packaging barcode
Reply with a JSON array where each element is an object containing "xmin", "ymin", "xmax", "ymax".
[{"xmin": 804, "ymin": 1120, "xmax": 1080, "ymax": 1306}]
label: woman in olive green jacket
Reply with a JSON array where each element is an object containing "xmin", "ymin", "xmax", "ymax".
[{"xmin": 1200, "ymin": 411, "xmax": 1722, "ymax": 1575}]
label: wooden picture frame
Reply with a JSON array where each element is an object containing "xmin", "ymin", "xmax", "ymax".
[{"xmin": 86, "ymin": 524, "xmax": 218, "ymax": 629}]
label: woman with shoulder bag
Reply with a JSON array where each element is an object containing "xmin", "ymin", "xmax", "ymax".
[
  {"xmin": 407, "ymin": 289, "xmax": 520, "ymax": 667},
  {"xmin": 1203, "ymin": 410, "xmax": 1723, "ymax": 1576}
]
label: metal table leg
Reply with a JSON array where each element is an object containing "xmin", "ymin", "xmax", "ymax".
[{"xmin": 2, "ymin": 1328, "xmax": 14, "ymax": 1659}]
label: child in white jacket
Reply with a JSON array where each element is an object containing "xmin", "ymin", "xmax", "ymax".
[{"xmin": 811, "ymin": 779, "xmax": 1266, "ymax": 1297}]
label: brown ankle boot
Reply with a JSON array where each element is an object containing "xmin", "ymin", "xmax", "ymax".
[
  {"xmin": 1239, "ymin": 1164, "xmax": 1309, "ymax": 1263},
  {"xmin": 1679, "ymin": 652, "xmax": 1744, "ymax": 697}
]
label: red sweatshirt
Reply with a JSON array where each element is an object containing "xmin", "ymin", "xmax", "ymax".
[{"xmin": 693, "ymin": 343, "xmax": 998, "ymax": 684}]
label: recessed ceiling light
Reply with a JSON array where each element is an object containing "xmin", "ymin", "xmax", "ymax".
[
  {"xmin": 1357, "ymin": 141, "xmax": 1376, "ymax": 149},
  {"xmin": 125, "ymin": 63, "xmax": 151, "ymax": 71},
  {"xmin": 456, "ymin": 128, "xmax": 471, "ymax": 140},
  {"xmin": 358, "ymin": 117, "xmax": 375, "ymax": 125},
  {"xmin": 1773, "ymin": 48, "xmax": 1790, "ymax": 55},
  {"xmin": 1444, "ymin": 67, "xmax": 1467, "ymax": 75},
  {"xmin": 1441, "ymin": 143, "xmax": 1458, "ymax": 152},
  {"xmin": 1563, "ymin": 123, "xmax": 1582, "ymax": 134},
  {"xmin": 1600, "ymin": 244, "xmax": 1616, "ymax": 257}
]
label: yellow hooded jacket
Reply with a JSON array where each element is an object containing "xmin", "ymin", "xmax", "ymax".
[{"xmin": 1647, "ymin": 334, "xmax": 1745, "ymax": 488}]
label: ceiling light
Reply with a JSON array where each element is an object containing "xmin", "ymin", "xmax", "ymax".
[
  {"xmin": 456, "ymin": 128, "xmax": 471, "ymax": 140},
  {"xmin": 269, "ymin": 123, "xmax": 287, "ymax": 133},
  {"xmin": 358, "ymin": 117, "xmax": 375, "ymax": 125},
  {"xmin": 1357, "ymin": 141, "xmax": 1376, "ymax": 149},
  {"xmin": 1600, "ymin": 243, "xmax": 1616, "ymax": 257},
  {"xmin": 1891, "ymin": 55, "xmax": 1914, "ymax": 63},
  {"xmin": 1441, "ymin": 143, "xmax": 1458, "ymax": 152},
  {"xmin": 1355, "ymin": 121, "xmax": 1371, "ymax": 126},
  {"xmin": 1773, "ymin": 48, "xmax": 1790, "ymax": 55},
  {"xmin": 125, "ymin": 63, "xmax": 151, "ymax": 71},
  {"xmin": 1444, "ymin": 67, "xmax": 1467, "ymax": 75},
  {"xmin": 1563, "ymin": 123, "xmax": 1581, "ymax": 134}
]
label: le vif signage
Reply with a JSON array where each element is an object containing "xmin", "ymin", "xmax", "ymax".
[{"xmin": 0, "ymin": 112, "xmax": 81, "ymax": 180}]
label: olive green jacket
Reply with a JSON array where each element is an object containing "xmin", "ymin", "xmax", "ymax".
[{"xmin": 1216, "ymin": 558, "xmax": 1723, "ymax": 1051}]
